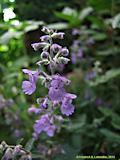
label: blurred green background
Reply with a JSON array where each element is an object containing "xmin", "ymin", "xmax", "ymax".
[{"xmin": 0, "ymin": 0, "xmax": 120, "ymax": 159}]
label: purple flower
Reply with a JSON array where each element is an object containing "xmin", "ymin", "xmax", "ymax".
[
  {"xmin": 34, "ymin": 114, "xmax": 56, "ymax": 137},
  {"xmin": 48, "ymin": 75, "xmax": 70, "ymax": 102},
  {"xmin": 72, "ymin": 29, "xmax": 79, "ymax": 35},
  {"xmin": 60, "ymin": 47, "xmax": 69, "ymax": 56},
  {"xmin": 73, "ymin": 40, "xmax": 80, "ymax": 47},
  {"xmin": 34, "ymin": 114, "xmax": 50, "ymax": 134},
  {"xmin": 60, "ymin": 93, "xmax": 77, "ymax": 116},
  {"xmin": 49, "ymin": 87, "xmax": 66, "ymax": 102},
  {"xmin": 85, "ymin": 71, "xmax": 97, "ymax": 80},
  {"xmin": 51, "ymin": 75, "xmax": 70, "ymax": 86},
  {"xmin": 71, "ymin": 53, "xmax": 77, "ymax": 64},
  {"xmin": 95, "ymin": 98, "xmax": 103, "ymax": 106},
  {"xmin": 22, "ymin": 69, "xmax": 39, "ymax": 95},
  {"xmin": 77, "ymin": 49, "xmax": 83, "ymax": 59},
  {"xmin": 41, "ymin": 51, "xmax": 49, "ymax": 59}
]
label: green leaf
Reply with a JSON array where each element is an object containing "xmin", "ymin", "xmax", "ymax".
[
  {"xmin": 25, "ymin": 138, "xmax": 35, "ymax": 152},
  {"xmin": 98, "ymin": 107, "xmax": 114, "ymax": 117},
  {"xmin": 89, "ymin": 69, "xmax": 120, "ymax": 86},
  {"xmin": 100, "ymin": 129, "xmax": 120, "ymax": 143},
  {"xmin": 97, "ymin": 47, "xmax": 120, "ymax": 56},
  {"xmin": 79, "ymin": 7, "xmax": 93, "ymax": 21},
  {"xmin": 92, "ymin": 33, "xmax": 107, "ymax": 41},
  {"xmin": 47, "ymin": 22, "xmax": 69, "ymax": 30},
  {"xmin": 0, "ymin": 31, "xmax": 23, "ymax": 44},
  {"xmin": 99, "ymin": 107, "xmax": 120, "ymax": 130},
  {"xmin": 111, "ymin": 114, "xmax": 120, "ymax": 130},
  {"xmin": 88, "ymin": 0, "xmax": 112, "ymax": 11},
  {"xmin": 112, "ymin": 13, "xmax": 120, "ymax": 29},
  {"xmin": 55, "ymin": 7, "xmax": 77, "ymax": 21},
  {"xmin": 66, "ymin": 114, "xmax": 86, "ymax": 131}
]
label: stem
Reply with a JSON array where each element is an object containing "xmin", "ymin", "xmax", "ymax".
[{"xmin": 49, "ymin": 35, "xmax": 55, "ymax": 75}]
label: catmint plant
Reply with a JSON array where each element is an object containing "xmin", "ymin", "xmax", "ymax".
[{"xmin": 22, "ymin": 27, "xmax": 77, "ymax": 137}]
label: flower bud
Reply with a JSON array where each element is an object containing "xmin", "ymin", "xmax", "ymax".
[
  {"xmin": 1, "ymin": 141, "xmax": 8, "ymax": 150},
  {"xmin": 40, "ymin": 35, "xmax": 50, "ymax": 41},
  {"xmin": 40, "ymin": 97, "xmax": 49, "ymax": 109},
  {"xmin": 57, "ymin": 57, "xmax": 70, "ymax": 64},
  {"xmin": 41, "ymin": 27, "xmax": 53, "ymax": 34},
  {"xmin": 28, "ymin": 106, "xmax": 37, "ymax": 114},
  {"xmin": 51, "ymin": 32, "xmax": 65, "ymax": 39},
  {"xmin": 60, "ymin": 47, "xmax": 69, "ymax": 56},
  {"xmin": 31, "ymin": 42, "xmax": 48, "ymax": 51},
  {"xmin": 13, "ymin": 145, "xmax": 22, "ymax": 156},
  {"xmin": 50, "ymin": 44, "xmax": 62, "ymax": 53},
  {"xmin": 41, "ymin": 51, "xmax": 49, "ymax": 59},
  {"xmin": 2, "ymin": 148, "xmax": 13, "ymax": 160},
  {"xmin": 28, "ymin": 106, "xmax": 41, "ymax": 114}
]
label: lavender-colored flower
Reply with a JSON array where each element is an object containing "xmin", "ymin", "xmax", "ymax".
[
  {"xmin": 72, "ymin": 29, "xmax": 80, "ymax": 35},
  {"xmin": 71, "ymin": 53, "xmax": 77, "ymax": 64},
  {"xmin": 49, "ymin": 87, "xmax": 66, "ymax": 102},
  {"xmin": 48, "ymin": 75, "xmax": 70, "ymax": 102},
  {"xmin": 34, "ymin": 114, "xmax": 50, "ymax": 134},
  {"xmin": 77, "ymin": 48, "xmax": 83, "ymax": 59},
  {"xmin": 34, "ymin": 114, "xmax": 56, "ymax": 137},
  {"xmin": 45, "ymin": 125, "xmax": 56, "ymax": 137},
  {"xmin": 60, "ymin": 93, "xmax": 77, "ymax": 116},
  {"xmin": 14, "ymin": 129, "xmax": 22, "ymax": 138},
  {"xmin": 85, "ymin": 71, "xmax": 97, "ymax": 80},
  {"xmin": 51, "ymin": 75, "xmax": 70, "ymax": 86},
  {"xmin": 51, "ymin": 44, "xmax": 62, "ymax": 53},
  {"xmin": 95, "ymin": 98, "xmax": 103, "ymax": 106},
  {"xmin": 22, "ymin": 69, "xmax": 39, "ymax": 95},
  {"xmin": 73, "ymin": 40, "xmax": 80, "ymax": 47}
]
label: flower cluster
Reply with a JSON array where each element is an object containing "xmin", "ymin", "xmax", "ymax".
[{"xmin": 22, "ymin": 27, "xmax": 77, "ymax": 137}]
